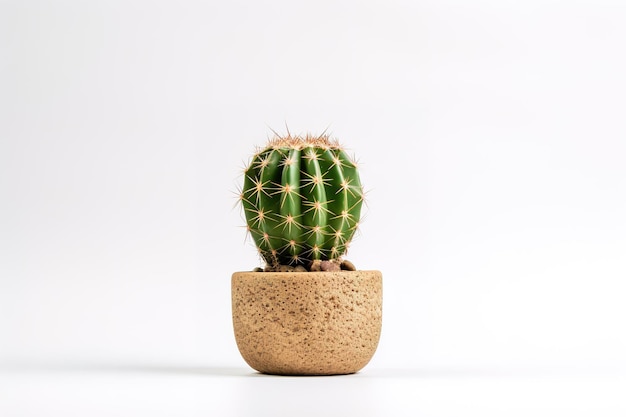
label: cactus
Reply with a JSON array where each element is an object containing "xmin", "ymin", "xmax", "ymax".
[{"xmin": 240, "ymin": 134, "xmax": 364, "ymax": 268}]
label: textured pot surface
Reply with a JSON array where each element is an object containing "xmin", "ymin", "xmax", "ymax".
[{"xmin": 232, "ymin": 270, "xmax": 382, "ymax": 375}]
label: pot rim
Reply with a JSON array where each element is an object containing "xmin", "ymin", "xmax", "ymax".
[{"xmin": 232, "ymin": 269, "xmax": 382, "ymax": 275}]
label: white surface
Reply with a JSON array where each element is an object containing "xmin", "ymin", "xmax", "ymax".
[
  {"xmin": 1, "ymin": 363, "xmax": 625, "ymax": 417},
  {"xmin": 1, "ymin": 0, "xmax": 626, "ymax": 413}
]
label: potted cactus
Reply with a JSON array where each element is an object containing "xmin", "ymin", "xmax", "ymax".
[{"xmin": 232, "ymin": 134, "xmax": 382, "ymax": 375}]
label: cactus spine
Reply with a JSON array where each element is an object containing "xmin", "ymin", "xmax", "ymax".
[{"xmin": 240, "ymin": 135, "xmax": 364, "ymax": 268}]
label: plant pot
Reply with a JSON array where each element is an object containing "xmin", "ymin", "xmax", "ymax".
[{"xmin": 231, "ymin": 270, "xmax": 382, "ymax": 375}]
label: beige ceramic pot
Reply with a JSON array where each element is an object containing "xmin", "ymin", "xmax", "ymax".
[{"xmin": 232, "ymin": 270, "xmax": 382, "ymax": 375}]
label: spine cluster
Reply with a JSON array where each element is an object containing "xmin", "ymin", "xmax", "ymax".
[{"xmin": 240, "ymin": 135, "xmax": 364, "ymax": 268}]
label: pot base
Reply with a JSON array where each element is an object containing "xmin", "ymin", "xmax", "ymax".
[{"xmin": 232, "ymin": 270, "xmax": 382, "ymax": 375}]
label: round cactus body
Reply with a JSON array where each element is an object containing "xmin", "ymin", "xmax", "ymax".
[{"xmin": 240, "ymin": 135, "xmax": 364, "ymax": 268}]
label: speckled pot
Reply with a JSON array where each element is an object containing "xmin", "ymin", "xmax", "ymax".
[{"xmin": 232, "ymin": 270, "xmax": 382, "ymax": 375}]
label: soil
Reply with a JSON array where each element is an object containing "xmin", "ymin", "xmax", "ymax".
[{"xmin": 255, "ymin": 259, "xmax": 357, "ymax": 273}]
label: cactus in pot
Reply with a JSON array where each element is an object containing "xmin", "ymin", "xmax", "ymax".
[
  {"xmin": 232, "ymin": 133, "xmax": 381, "ymax": 375},
  {"xmin": 239, "ymin": 134, "xmax": 364, "ymax": 270}
]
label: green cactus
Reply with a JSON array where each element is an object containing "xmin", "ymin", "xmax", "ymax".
[{"xmin": 240, "ymin": 134, "xmax": 364, "ymax": 268}]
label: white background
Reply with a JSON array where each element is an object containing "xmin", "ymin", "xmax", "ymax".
[{"xmin": 1, "ymin": 0, "xmax": 625, "ymax": 415}]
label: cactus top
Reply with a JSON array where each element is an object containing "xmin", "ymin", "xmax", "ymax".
[
  {"xmin": 241, "ymin": 134, "xmax": 364, "ymax": 268},
  {"xmin": 264, "ymin": 134, "xmax": 342, "ymax": 151}
]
